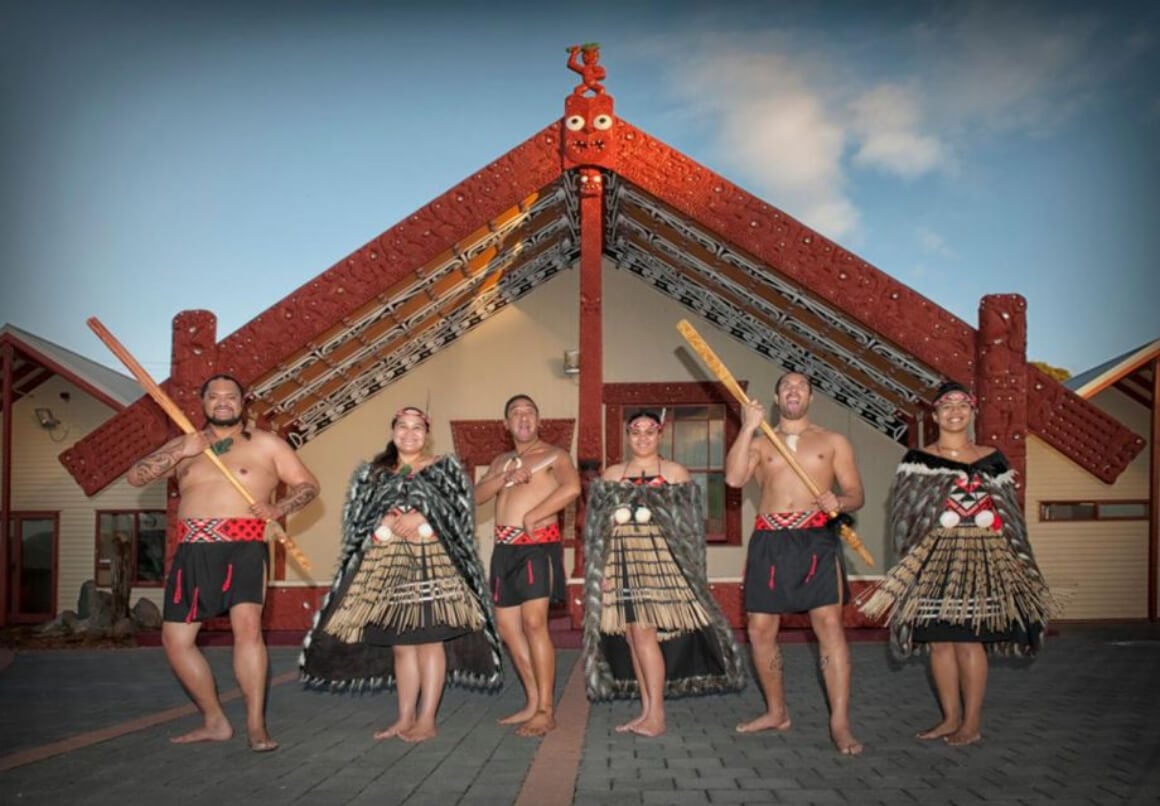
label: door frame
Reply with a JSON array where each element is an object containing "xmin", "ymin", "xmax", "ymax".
[{"xmin": 8, "ymin": 510, "xmax": 59, "ymax": 623}]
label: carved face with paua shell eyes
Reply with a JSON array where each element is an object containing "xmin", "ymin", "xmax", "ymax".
[{"xmin": 562, "ymin": 91, "xmax": 616, "ymax": 169}]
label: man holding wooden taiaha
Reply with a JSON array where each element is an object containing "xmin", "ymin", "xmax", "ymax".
[
  {"xmin": 474, "ymin": 394, "xmax": 580, "ymax": 737},
  {"xmin": 128, "ymin": 374, "xmax": 319, "ymax": 752},
  {"xmin": 726, "ymin": 372, "xmax": 864, "ymax": 755}
]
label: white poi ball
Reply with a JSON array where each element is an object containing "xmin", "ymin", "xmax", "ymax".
[
  {"xmin": 973, "ymin": 510, "xmax": 996, "ymax": 529},
  {"xmin": 613, "ymin": 506, "xmax": 632, "ymax": 525},
  {"xmin": 939, "ymin": 510, "xmax": 962, "ymax": 529},
  {"xmin": 634, "ymin": 506, "xmax": 653, "ymax": 524},
  {"xmin": 373, "ymin": 525, "xmax": 393, "ymax": 543}
]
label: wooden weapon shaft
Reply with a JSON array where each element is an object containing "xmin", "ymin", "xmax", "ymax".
[
  {"xmin": 87, "ymin": 317, "xmax": 312, "ymax": 572},
  {"xmin": 676, "ymin": 319, "xmax": 874, "ymax": 566}
]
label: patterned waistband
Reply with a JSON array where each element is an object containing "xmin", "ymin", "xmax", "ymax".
[
  {"xmin": 495, "ymin": 523, "xmax": 562, "ymax": 545},
  {"xmin": 177, "ymin": 518, "xmax": 267, "ymax": 543},
  {"xmin": 754, "ymin": 511, "xmax": 829, "ymax": 531}
]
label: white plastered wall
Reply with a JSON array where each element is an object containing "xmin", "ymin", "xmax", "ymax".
[
  {"xmin": 4, "ymin": 375, "xmax": 165, "ymax": 615},
  {"xmin": 1025, "ymin": 387, "xmax": 1152, "ymax": 619}
]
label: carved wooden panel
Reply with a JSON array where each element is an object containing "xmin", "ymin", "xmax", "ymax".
[
  {"xmin": 976, "ymin": 295, "xmax": 1028, "ymax": 504},
  {"xmin": 1027, "ymin": 366, "xmax": 1146, "ymax": 484}
]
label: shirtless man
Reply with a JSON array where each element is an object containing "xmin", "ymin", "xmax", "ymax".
[
  {"xmin": 474, "ymin": 394, "xmax": 581, "ymax": 737},
  {"xmin": 725, "ymin": 372, "xmax": 864, "ymax": 755},
  {"xmin": 127, "ymin": 374, "xmax": 319, "ymax": 752}
]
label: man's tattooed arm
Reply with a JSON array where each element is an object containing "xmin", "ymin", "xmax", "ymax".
[
  {"xmin": 126, "ymin": 436, "xmax": 188, "ymax": 487},
  {"xmin": 273, "ymin": 482, "xmax": 320, "ymax": 518}
]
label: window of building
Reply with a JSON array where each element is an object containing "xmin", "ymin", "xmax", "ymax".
[
  {"xmin": 95, "ymin": 511, "xmax": 167, "ymax": 587},
  {"xmin": 1038, "ymin": 500, "xmax": 1149, "ymax": 522},
  {"xmin": 604, "ymin": 382, "xmax": 743, "ymax": 544}
]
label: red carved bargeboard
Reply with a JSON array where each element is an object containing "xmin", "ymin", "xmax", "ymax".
[
  {"xmin": 608, "ymin": 119, "xmax": 1144, "ymax": 481},
  {"xmin": 61, "ymin": 79, "xmax": 1144, "ymax": 491},
  {"xmin": 61, "ymin": 126, "xmax": 565, "ymax": 495}
]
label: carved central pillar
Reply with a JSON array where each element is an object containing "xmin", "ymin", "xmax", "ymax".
[
  {"xmin": 575, "ymin": 168, "xmax": 605, "ymax": 575},
  {"xmin": 562, "ymin": 44, "xmax": 617, "ymax": 578}
]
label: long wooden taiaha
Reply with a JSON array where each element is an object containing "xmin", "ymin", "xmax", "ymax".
[
  {"xmin": 676, "ymin": 319, "xmax": 875, "ymax": 566},
  {"xmin": 87, "ymin": 317, "xmax": 312, "ymax": 572}
]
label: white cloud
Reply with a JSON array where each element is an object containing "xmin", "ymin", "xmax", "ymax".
[
  {"xmin": 645, "ymin": 7, "xmax": 1141, "ymax": 240},
  {"xmin": 916, "ymin": 227, "xmax": 956, "ymax": 259},
  {"xmin": 849, "ymin": 84, "xmax": 950, "ymax": 178},
  {"xmin": 657, "ymin": 41, "xmax": 860, "ymax": 239}
]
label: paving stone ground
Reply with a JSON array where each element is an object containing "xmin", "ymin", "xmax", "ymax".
[{"xmin": 1, "ymin": 624, "xmax": 1158, "ymax": 805}]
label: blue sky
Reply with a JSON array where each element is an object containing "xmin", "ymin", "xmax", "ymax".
[{"xmin": 2, "ymin": 0, "xmax": 1157, "ymax": 380}]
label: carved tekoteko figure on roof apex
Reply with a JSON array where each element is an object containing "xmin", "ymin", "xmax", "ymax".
[
  {"xmin": 568, "ymin": 43, "xmax": 606, "ymax": 96},
  {"xmin": 563, "ymin": 45, "xmax": 616, "ymax": 170}
]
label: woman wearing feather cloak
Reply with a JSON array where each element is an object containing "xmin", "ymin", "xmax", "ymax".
[
  {"xmin": 299, "ymin": 407, "xmax": 501, "ymax": 743},
  {"xmin": 582, "ymin": 410, "xmax": 745, "ymax": 737},
  {"xmin": 859, "ymin": 382, "xmax": 1056, "ymax": 746}
]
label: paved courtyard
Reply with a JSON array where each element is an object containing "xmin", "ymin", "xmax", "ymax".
[{"xmin": 1, "ymin": 623, "xmax": 1158, "ymax": 804}]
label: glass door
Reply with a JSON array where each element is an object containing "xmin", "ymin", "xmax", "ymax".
[{"xmin": 8, "ymin": 513, "xmax": 58, "ymax": 623}]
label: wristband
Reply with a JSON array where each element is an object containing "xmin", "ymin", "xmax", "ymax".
[
  {"xmin": 417, "ymin": 523, "xmax": 434, "ymax": 539},
  {"xmin": 373, "ymin": 525, "xmax": 393, "ymax": 543}
]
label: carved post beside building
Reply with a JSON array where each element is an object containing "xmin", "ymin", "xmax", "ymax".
[
  {"xmin": 976, "ymin": 294, "xmax": 1028, "ymax": 507},
  {"xmin": 165, "ymin": 310, "xmax": 219, "ymax": 565}
]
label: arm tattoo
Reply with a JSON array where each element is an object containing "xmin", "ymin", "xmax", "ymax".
[
  {"xmin": 274, "ymin": 482, "xmax": 319, "ymax": 517},
  {"xmin": 128, "ymin": 443, "xmax": 184, "ymax": 485}
]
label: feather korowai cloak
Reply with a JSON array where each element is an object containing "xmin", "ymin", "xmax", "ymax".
[
  {"xmin": 299, "ymin": 455, "xmax": 502, "ymax": 692},
  {"xmin": 860, "ymin": 449, "xmax": 1056, "ymax": 659},
  {"xmin": 582, "ymin": 479, "xmax": 746, "ymax": 701}
]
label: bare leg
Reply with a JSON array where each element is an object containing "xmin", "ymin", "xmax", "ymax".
[
  {"xmin": 375, "ymin": 645, "xmax": 419, "ymax": 740},
  {"xmin": 228, "ymin": 603, "xmax": 276, "ymax": 752},
  {"xmin": 810, "ymin": 604, "xmax": 862, "ymax": 755},
  {"xmin": 162, "ymin": 620, "xmax": 233, "ymax": 744},
  {"xmin": 737, "ymin": 612, "xmax": 792, "ymax": 733},
  {"xmin": 946, "ymin": 643, "xmax": 986, "ymax": 746},
  {"xmin": 627, "ymin": 623, "xmax": 666, "ymax": 737},
  {"xmin": 401, "ymin": 643, "xmax": 446, "ymax": 743},
  {"xmin": 615, "ymin": 629, "xmax": 649, "ymax": 732},
  {"xmin": 917, "ymin": 642, "xmax": 961, "ymax": 740},
  {"xmin": 515, "ymin": 598, "xmax": 557, "ymax": 737},
  {"xmin": 496, "ymin": 605, "xmax": 539, "ymax": 724}
]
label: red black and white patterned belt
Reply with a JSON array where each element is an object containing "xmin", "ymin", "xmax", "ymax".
[
  {"xmin": 495, "ymin": 523, "xmax": 562, "ymax": 545},
  {"xmin": 754, "ymin": 511, "xmax": 829, "ymax": 531},
  {"xmin": 177, "ymin": 518, "xmax": 267, "ymax": 543}
]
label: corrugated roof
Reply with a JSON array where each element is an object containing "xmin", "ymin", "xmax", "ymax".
[
  {"xmin": 0, "ymin": 323, "xmax": 142, "ymax": 407},
  {"xmin": 1067, "ymin": 338, "xmax": 1160, "ymax": 400}
]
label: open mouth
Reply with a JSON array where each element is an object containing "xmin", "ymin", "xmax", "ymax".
[{"xmin": 570, "ymin": 138, "xmax": 607, "ymax": 152}]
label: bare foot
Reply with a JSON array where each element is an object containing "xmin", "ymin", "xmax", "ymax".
[
  {"xmin": 247, "ymin": 734, "xmax": 279, "ymax": 753},
  {"xmin": 735, "ymin": 712, "xmax": 792, "ymax": 734},
  {"xmin": 497, "ymin": 703, "xmax": 538, "ymax": 726},
  {"xmin": 400, "ymin": 721, "xmax": 437, "ymax": 743},
  {"xmin": 831, "ymin": 724, "xmax": 863, "ymax": 756},
  {"xmin": 629, "ymin": 717, "xmax": 666, "ymax": 738},
  {"xmin": 373, "ymin": 718, "xmax": 415, "ymax": 741},
  {"xmin": 515, "ymin": 710, "xmax": 556, "ymax": 737},
  {"xmin": 171, "ymin": 717, "xmax": 232, "ymax": 744},
  {"xmin": 916, "ymin": 720, "xmax": 960, "ymax": 741},
  {"xmin": 944, "ymin": 730, "xmax": 981, "ymax": 747},
  {"xmin": 614, "ymin": 713, "xmax": 646, "ymax": 733}
]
